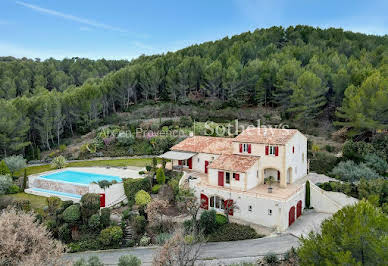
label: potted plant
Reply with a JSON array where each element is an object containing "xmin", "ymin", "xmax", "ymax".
[{"xmin": 265, "ymin": 176, "xmax": 275, "ymax": 193}]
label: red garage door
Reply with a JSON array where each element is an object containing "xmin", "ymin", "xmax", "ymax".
[
  {"xmin": 297, "ymin": 200, "xmax": 302, "ymax": 218},
  {"xmin": 289, "ymin": 206, "xmax": 295, "ymax": 226}
]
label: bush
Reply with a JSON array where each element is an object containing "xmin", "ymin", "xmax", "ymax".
[
  {"xmin": 73, "ymin": 256, "xmax": 104, "ymax": 266},
  {"xmin": 155, "ymin": 233, "xmax": 172, "ymax": 245},
  {"xmin": 309, "ymin": 152, "xmax": 339, "ymax": 175},
  {"xmin": 63, "ymin": 204, "xmax": 81, "ymax": 224},
  {"xmin": 100, "ymin": 208, "xmax": 111, "ymax": 228},
  {"xmin": 117, "ymin": 133, "xmax": 135, "ymax": 146},
  {"xmin": 215, "ymin": 214, "xmax": 228, "ymax": 226},
  {"xmin": 145, "ymin": 165, "xmax": 152, "ymax": 172},
  {"xmin": 62, "ymin": 200, "xmax": 74, "ymax": 210},
  {"xmin": 199, "ymin": 209, "xmax": 218, "ymax": 234},
  {"xmin": 179, "ymin": 116, "xmax": 193, "ymax": 127},
  {"xmin": 58, "ymin": 223, "xmax": 71, "ymax": 242},
  {"xmin": 7, "ymin": 184, "xmax": 20, "ymax": 194},
  {"xmin": 68, "ymin": 239, "xmax": 101, "ymax": 253},
  {"xmin": 263, "ymin": 253, "xmax": 279, "ymax": 265},
  {"xmin": 51, "ymin": 155, "xmax": 66, "ymax": 169},
  {"xmin": 0, "ymin": 160, "xmax": 10, "ymax": 175},
  {"xmin": 135, "ymin": 190, "xmax": 151, "ymax": 207},
  {"xmin": 118, "ymin": 255, "xmax": 142, "ymax": 266},
  {"xmin": 59, "ymin": 144, "xmax": 67, "ymax": 152},
  {"xmin": 99, "ymin": 226, "xmax": 123, "ymax": 247},
  {"xmin": 0, "ymin": 175, "xmax": 12, "ymax": 195},
  {"xmin": 47, "ymin": 196, "xmax": 62, "ymax": 215},
  {"xmin": 207, "ymin": 223, "xmax": 259, "ymax": 242},
  {"xmin": 363, "ymin": 153, "xmax": 388, "ymax": 175},
  {"xmin": 80, "ymin": 193, "xmax": 101, "ymax": 220},
  {"xmin": 122, "ymin": 208, "xmax": 132, "ymax": 220},
  {"xmin": 331, "ymin": 160, "xmax": 380, "ymax": 182},
  {"xmin": 156, "ymin": 168, "xmax": 166, "ymax": 184},
  {"xmin": 88, "ymin": 214, "xmax": 101, "ymax": 231},
  {"xmin": 4, "ymin": 155, "xmax": 26, "ymax": 176},
  {"xmin": 123, "ymin": 178, "xmax": 150, "ymax": 206},
  {"xmin": 132, "ymin": 215, "xmax": 147, "ymax": 235},
  {"xmin": 342, "ymin": 140, "xmax": 375, "ymax": 162},
  {"xmin": 139, "ymin": 234, "xmax": 151, "ymax": 246},
  {"xmin": 151, "ymin": 184, "xmax": 161, "ymax": 194},
  {"xmin": 12, "ymin": 199, "xmax": 31, "ymax": 212}
]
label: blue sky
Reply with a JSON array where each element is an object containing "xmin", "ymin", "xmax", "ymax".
[{"xmin": 0, "ymin": 0, "xmax": 387, "ymax": 60}]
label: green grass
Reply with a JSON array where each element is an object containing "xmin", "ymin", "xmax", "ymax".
[
  {"xmin": 0, "ymin": 192, "xmax": 47, "ymax": 209},
  {"xmin": 15, "ymin": 158, "xmax": 154, "ymax": 177}
]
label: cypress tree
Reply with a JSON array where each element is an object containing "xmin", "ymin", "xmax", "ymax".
[{"xmin": 305, "ymin": 180, "xmax": 311, "ymax": 208}]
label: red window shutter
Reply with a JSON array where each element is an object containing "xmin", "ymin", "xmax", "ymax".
[
  {"xmin": 218, "ymin": 171, "xmax": 224, "ymax": 186},
  {"xmin": 188, "ymin": 158, "xmax": 192, "ymax": 169},
  {"xmin": 235, "ymin": 173, "xmax": 240, "ymax": 181},
  {"xmin": 224, "ymin": 199, "xmax": 233, "ymax": 216},
  {"xmin": 99, "ymin": 193, "xmax": 105, "ymax": 207},
  {"xmin": 248, "ymin": 144, "xmax": 251, "ymax": 154},
  {"xmin": 239, "ymin": 144, "xmax": 242, "ymax": 153},
  {"xmin": 200, "ymin": 194, "xmax": 208, "ymax": 210},
  {"xmin": 292, "ymin": 146, "xmax": 295, "ymax": 153},
  {"xmin": 275, "ymin": 146, "xmax": 279, "ymax": 156},
  {"xmin": 205, "ymin": 161, "xmax": 209, "ymax": 174},
  {"xmin": 265, "ymin": 146, "xmax": 269, "ymax": 155}
]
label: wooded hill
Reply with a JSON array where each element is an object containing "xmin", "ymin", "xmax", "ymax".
[{"xmin": 0, "ymin": 25, "xmax": 387, "ymax": 158}]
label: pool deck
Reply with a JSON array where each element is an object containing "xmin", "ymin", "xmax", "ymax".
[{"xmin": 30, "ymin": 166, "xmax": 145, "ymax": 180}]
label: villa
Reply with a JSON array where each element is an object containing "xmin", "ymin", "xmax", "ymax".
[{"xmin": 161, "ymin": 128, "xmax": 308, "ymax": 231}]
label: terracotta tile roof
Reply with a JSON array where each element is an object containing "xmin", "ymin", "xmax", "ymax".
[
  {"xmin": 234, "ymin": 128, "xmax": 298, "ymax": 145},
  {"xmin": 208, "ymin": 154, "xmax": 259, "ymax": 172},
  {"xmin": 171, "ymin": 136, "xmax": 233, "ymax": 155}
]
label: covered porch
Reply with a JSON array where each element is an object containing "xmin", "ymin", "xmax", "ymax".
[{"xmin": 159, "ymin": 151, "xmax": 197, "ymax": 171}]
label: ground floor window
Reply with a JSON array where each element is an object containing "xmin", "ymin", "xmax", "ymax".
[
  {"xmin": 225, "ymin": 172, "xmax": 230, "ymax": 184},
  {"xmin": 210, "ymin": 196, "xmax": 225, "ymax": 211}
]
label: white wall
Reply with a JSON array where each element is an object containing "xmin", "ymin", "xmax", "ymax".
[
  {"xmin": 192, "ymin": 153, "xmax": 219, "ymax": 173},
  {"xmin": 285, "ymin": 132, "xmax": 308, "ymax": 183},
  {"xmin": 208, "ymin": 168, "xmax": 247, "ymax": 191},
  {"xmin": 246, "ymin": 162, "xmax": 259, "ymax": 190},
  {"xmin": 192, "ymin": 182, "xmax": 306, "ymax": 231},
  {"xmin": 89, "ymin": 182, "xmax": 126, "ymax": 208}
]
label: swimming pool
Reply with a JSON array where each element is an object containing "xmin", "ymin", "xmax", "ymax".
[{"xmin": 40, "ymin": 170, "xmax": 122, "ymax": 185}]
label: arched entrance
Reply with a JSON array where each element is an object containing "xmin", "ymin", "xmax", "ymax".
[
  {"xmin": 287, "ymin": 167, "xmax": 292, "ymax": 184},
  {"xmin": 264, "ymin": 168, "xmax": 280, "ymax": 183},
  {"xmin": 289, "ymin": 206, "xmax": 295, "ymax": 226},
  {"xmin": 297, "ymin": 200, "xmax": 302, "ymax": 218}
]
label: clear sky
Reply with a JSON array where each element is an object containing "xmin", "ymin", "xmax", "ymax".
[{"xmin": 0, "ymin": 0, "xmax": 387, "ymax": 60}]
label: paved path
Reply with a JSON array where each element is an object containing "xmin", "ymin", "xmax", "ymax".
[
  {"xmin": 64, "ymin": 234, "xmax": 299, "ymax": 265},
  {"xmin": 286, "ymin": 210, "xmax": 332, "ymax": 238}
]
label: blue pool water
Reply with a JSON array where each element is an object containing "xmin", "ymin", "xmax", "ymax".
[
  {"xmin": 40, "ymin": 170, "xmax": 121, "ymax": 185},
  {"xmin": 30, "ymin": 188, "xmax": 81, "ymax": 199}
]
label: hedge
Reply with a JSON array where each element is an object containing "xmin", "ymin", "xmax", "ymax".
[
  {"xmin": 123, "ymin": 178, "xmax": 150, "ymax": 206},
  {"xmin": 207, "ymin": 223, "xmax": 260, "ymax": 242}
]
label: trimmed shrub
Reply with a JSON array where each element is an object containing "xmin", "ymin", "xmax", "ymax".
[
  {"xmin": 73, "ymin": 256, "xmax": 104, "ymax": 266},
  {"xmin": 123, "ymin": 178, "xmax": 150, "ymax": 206},
  {"xmin": 7, "ymin": 184, "xmax": 20, "ymax": 194},
  {"xmin": 63, "ymin": 204, "xmax": 81, "ymax": 224},
  {"xmin": 215, "ymin": 213, "xmax": 228, "ymax": 226},
  {"xmin": 305, "ymin": 180, "xmax": 311, "ymax": 208},
  {"xmin": 51, "ymin": 155, "xmax": 66, "ymax": 169},
  {"xmin": 199, "ymin": 209, "xmax": 218, "ymax": 234},
  {"xmin": 22, "ymin": 169, "xmax": 28, "ymax": 190},
  {"xmin": 80, "ymin": 193, "xmax": 101, "ymax": 220},
  {"xmin": 88, "ymin": 214, "xmax": 101, "ymax": 231},
  {"xmin": 133, "ymin": 215, "xmax": 147, "ymax": 235},
  {"xmin": 58, "ymin": 223, "xmax": 71, "ymax": 242},
  {"xmin": 100, "ymin": 208, "xmax": 111, "ymax": 228},
  {"xmin": 118, "ymin": 255, "xmax": 142, "ymax": 266},
  {"xmin": 151, "ymin": 184, "xmax": 161, "ymax": 194},
  {"xmin": 62, "ymin": 200, "xmax": 74, "ymax": 210},
  {"xmin": 309, "ymin": 151, "xmax": 339, "ymax": 175},
  {"xmin": 139, "ymin": 234, "xmax": 151, "ymax": 246},
  {"xmin": 99, "ymin": 226, "xmax": 123, "ymax": 247},
  {"xmin": 156, "ymin": 168, "xmax": 166, "ymax": 184},
  {"xmin": 68, "ymin": 239, "xmax": 101, "ymax": 253},
  {"xmin": 135, "ymin": 190, "xmax": 151, "ymax": 207},
  {"xmin": 207, "ymin": 223, "xmax": 259, "ymax": 242}
]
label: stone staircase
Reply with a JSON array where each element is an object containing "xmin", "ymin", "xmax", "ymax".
[{"xmin": 123, "ymin": 223, "xmax": 135, "ymax": 243}]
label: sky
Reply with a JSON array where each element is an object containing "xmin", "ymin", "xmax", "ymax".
[{"xmin": 0, "ymin": 0, "xmax": 387, "ymax": 60}]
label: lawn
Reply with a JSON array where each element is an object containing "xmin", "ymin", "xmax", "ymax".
[
  {"xmin": 0, "ymin": 192, "xmax": 47, "ymax": 210},
  {"xmin": 15, "ymin": 158, "xmax": 154, "ymax": 177}
]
